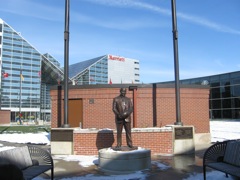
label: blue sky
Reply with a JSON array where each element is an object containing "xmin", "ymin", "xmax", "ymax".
[{"xmin": 0, "ymin": 0, "xmax": 239, "ymax": 83}]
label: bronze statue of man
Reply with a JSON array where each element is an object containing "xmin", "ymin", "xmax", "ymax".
[{"xmin": 112, "ymin": 88, "xmax": 133, "ymax": 148}]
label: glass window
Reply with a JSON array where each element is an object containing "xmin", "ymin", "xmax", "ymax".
[
  {"xmin": 232, "ymin": 78, "xmax": 240, "ymax": 86},
  {"xmin": 221, "ymin": 80, "xmax": 231, "ymax": 87},
  {"xmin": 233, "ymin": 85, "xmax": 240, "ymax": 97},
  {"xmin": 232, "ymin": 109, "xmax": 240, "ymax": 119},
  {"xmin": 222, "ymin": 110, "xmax": 232, "ymax": 119},
  {"xmin": 210, "ymin": 75, "xmax": 219, "ymax": 82},
  {"xmin": 212, "ymin": 110, "xmax": 222, "ymax": 119},
  {"xmin": 211, "ymin": 99, "xmax": 221, "ymax": 109},
  {"xmin": 221, "ymin": 84, "xmax": 231, "ymax": 98},
  {"xmin": 211, "ymin": 87, "xmax": 221, "ymax": 98},
  {"xmin": 231, "ymin": 72, "xmax": 240, "ymax": 79},
  {"xmin": 210, "ymin": 82, "xmax": 220, "ymax": 88},
  {"xmin": 233, "ymin": 98, "xmax": 240, "ymax": 108},
  {"xmin": 222, "ymin": 98, "xmax": 231, "ymax": 108},
  {"xmin": 220, "ymin": 74, "xmax": 230, "ymax": 80}
]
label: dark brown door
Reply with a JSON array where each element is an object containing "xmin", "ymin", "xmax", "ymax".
[{"xmin": 68, "ymin": 99, "xmax": 83, "ymax": 127}]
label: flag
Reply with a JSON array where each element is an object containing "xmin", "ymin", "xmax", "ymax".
[
  {"xmin": 72, "ymin": 80, "xmax": 76, "ymax": 85},
  {"xmin": 57, "ymin": 74, "xmax": 61, "ymax": 85},
  {"xmin": 3, "ymin": 72, "xmax": 9, "ymax": 78},
  {"xmin": 20, "ymin": 74, "xmax": 24, "ymax": 81},
  {"xmin": 109, "ymin": 78, "xmax": 112, "ymax": 84}
]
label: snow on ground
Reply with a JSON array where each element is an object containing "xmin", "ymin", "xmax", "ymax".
[
  {"xmin": 0, "ymin": 120, "xmax": 239, "ymax": 180},
  {"xmin": 0, "ymin": 144, "xmax": 15, "ymax": 151},
  {"xmin": 1, "ymin": 120, "xmax": 239, "ymax": 146},
  {"xmin": 0, "ymin": 132, "xmax": 50, "ymax": 145},
  {"xmin": 210, "ymin": 120, "xmax": 240, "ymax": 142},
  {"xmin": 53, "ymin": 155, "xmax": 99, "ymax": 167}
]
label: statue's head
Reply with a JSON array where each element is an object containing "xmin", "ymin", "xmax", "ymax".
[{"xmin": 120, "ymin": 88, "xmax": 127, "ymax": 97}]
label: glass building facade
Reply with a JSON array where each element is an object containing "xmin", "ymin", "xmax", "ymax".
[
  {"xmin": 176, "ymin": 71, "xmax": 240, "ymax": 120},
  {"xmin": 181, "ymin": 71, "xmax": 240, "ymax": 119},
  {"xmin": 69, "ymin": 56, "xmax": 108, "ymax": 85},
  {"xmin": 0, "ymin": 19, "xmax": 64, "ymax": 122},
  {"xmin": 43, "ymin": 53, "xmax": 61, "ymax": 68}
]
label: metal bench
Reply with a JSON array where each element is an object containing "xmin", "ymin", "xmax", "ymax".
[
  {"xmin": 0, "ymin": 145, "xmax": 54, "ymax": 180},
  {"xmin": 203, "ymin": 139, "xmax": 240, "ymax": 180}
]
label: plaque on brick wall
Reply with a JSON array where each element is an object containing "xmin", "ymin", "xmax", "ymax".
[
  {"xmin": 89, "ymin": 98, "xmax": 94, "ymax": 104},
  {"xmin": 51, "ymin": 129, "xmax": 73, "ymax": 141},
  {"xmin": 174, "ymin": 127, "xmax": 193, "ymax": 139}
]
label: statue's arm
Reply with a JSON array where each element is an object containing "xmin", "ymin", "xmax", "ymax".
[{"xmin": 112, "ymin": 98, "xmax": 119, "ymax": 116}]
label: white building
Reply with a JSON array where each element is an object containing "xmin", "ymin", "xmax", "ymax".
[{"xmin": 69, "ymin": 54, "xmax": 140, "ymax": 85}]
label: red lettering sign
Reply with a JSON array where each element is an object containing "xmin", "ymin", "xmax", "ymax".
[{"xmin": 108, "ymin": 55, "xmax": 125, "ymax": 62}]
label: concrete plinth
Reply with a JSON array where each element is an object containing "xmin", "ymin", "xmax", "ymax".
[
  {"xmin": 98, "ymin": 147, "xmax": 151, "ymax": 174},
  {"xmin": 172, "ymin": 125, "xmax": 195, "ymax": 154},
  {"xmin": 51, "ymin": 128, "xmax": 74, "ymax": 155}
]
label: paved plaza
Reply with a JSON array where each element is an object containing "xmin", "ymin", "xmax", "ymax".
[{"xmin": 0, "ymin": 141, "xmax": 222, "ymax": 180}]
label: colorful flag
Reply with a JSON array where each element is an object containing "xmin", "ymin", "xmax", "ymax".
[
  {"xmin": 3, "ymin": 72, "xmax": 9, "ymax": 78},
  {"xmin": 109, "ymin": 78, "xmax": 112, "ymax": 84},
  {"xmin": 20, "ymin": 74, "xmax": 24, "ymax": 81}
]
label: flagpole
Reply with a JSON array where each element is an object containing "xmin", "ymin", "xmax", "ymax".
[
  {"xmin": 19, "ymin": 69, "xmax": 22, "ymax": 121},
  {"xmin": 63, "ymin": 0, "xmax": 70, "ymax": 128},
  {"xmin": 171, "ymin": 0, "xmax": 182, "ymax": 125}
]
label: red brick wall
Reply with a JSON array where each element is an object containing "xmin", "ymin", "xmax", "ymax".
[
  {"xmin": 73, "ymin": 130, "xmax": 173, "ymax": 155},
  {"xmin": 50, "ymin": 84, "xmax": 209, "ymax": 133},
  {"xmin": 0, "ymin": 110, "xmax": 11, "ymax": 124}
]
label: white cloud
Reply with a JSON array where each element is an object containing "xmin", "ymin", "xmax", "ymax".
[
  {"xmin": 0, "ymin": 0, "xmax": 63, "ymax": 22},
  {"xmin": 213, "ymin": 59, "xmax": 224, "ymax": 68},
  {"xmin": 85, "ymin": 0, "xmax": 240, "ymax": 35},
  {"xmin": 178, "ymin": 12, "xmax": 240, "ymax": 35}
]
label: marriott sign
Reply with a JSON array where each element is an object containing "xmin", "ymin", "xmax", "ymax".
[{"xmin": 108, "ymin": 55, "xmax": 125, "ymax": 62}]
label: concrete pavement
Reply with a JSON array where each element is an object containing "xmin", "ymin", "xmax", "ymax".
[
  {"xmin": 43, "ymin": 143, "xmax": 212, "ymax": 179},
  {"xmin": 0, "ymin": 141, "xmax": 213, "ymax": 180}
]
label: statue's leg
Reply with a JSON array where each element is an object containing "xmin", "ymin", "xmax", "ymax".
[
  {"xmin": 124, "ymin": 122, "xmax": 133, "ymax": 148},
  {"xmin": 116, "ymin": 122, "xmax": 123, "ymax": 147}
]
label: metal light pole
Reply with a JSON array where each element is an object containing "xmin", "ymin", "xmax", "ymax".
[
  {"xmin": 171, "ymin": 0, "xmax": 182, "ymax": 125},
  {"xmin": 63, "ymin": 0, "xmax": 70, "ymax": 128},
  {"xmin": 18, "ymin": 69, "xmax": 23, "ymax": 124},
  {"xmin": 19, "ymin": 70, "xmax": 22, "ymax": 115}
]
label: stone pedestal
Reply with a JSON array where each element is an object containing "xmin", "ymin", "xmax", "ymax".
[
  {"xmin": 98, "ymin": 147, "xmax": 151, "ymax": 174},
  {"xmin": 171, "ymin": 125, "xmax": 195, "ymax": 154},
  {"xmin": 51, "ymin": 128, "xmax": 74, "ymax": 155}
]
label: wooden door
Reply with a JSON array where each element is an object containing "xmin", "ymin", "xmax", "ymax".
[{"xmin": 68, "ymin": 99, "xmax": 83, "ymax": 127}]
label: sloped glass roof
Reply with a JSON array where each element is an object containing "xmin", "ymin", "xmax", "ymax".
[
  {"xmin": 69, "ymin": 55, "xmax": 106, "ymax": 78},
  {"xmin": 41, "ymin": 55, "xmax": 66, "ymax": 85}
]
